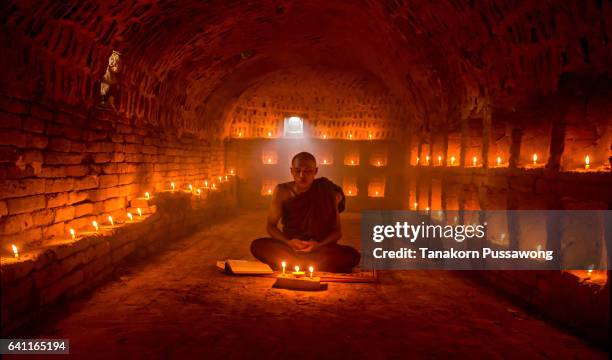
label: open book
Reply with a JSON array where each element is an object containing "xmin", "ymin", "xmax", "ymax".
[{"xmin": 218, "ymin": 260, "xmax": 274, "ymax": 275}]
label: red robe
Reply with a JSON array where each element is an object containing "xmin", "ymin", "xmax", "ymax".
[{"xmin": 280, "ymin": 177, "xmax": 345, "ymax": 242}]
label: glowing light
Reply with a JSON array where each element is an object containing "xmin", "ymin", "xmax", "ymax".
[
  {"xmin": 224, "ymin": 175, "xmax": 228, "ymax": 181},
  {"xmin": 11, "ymin": 244, "xmax": 18, "ymax": 258},
  {"xmin": 425, "ymin": 155, "xmax": 430, "ymax": 165},
  {"xmin": 376, "ymin": 160, "xmax": 381, "ymax": 166},
  {"xmin": 323, "ymin": 159, "xmax": 327, "ymax": 164},
  {"xmin": 350, "ymin": 159, "xmax": 355, "ymax": 165},
  {"xmin": 196, "ymin": 189, "xmax": 202, "ymax": 196},
  {"xmin": 450, "ymin": 156, "xmax": 456, "ymax": 166},
  {"xmin": 425, "ymin": 207, "xmax": 430, "ymax": 212},
  {"xmin": 204, "ymin": 180, "xmax": 209, "ymax": 188},
  {"xmin": 230, "ymin": 169, "xmax": 235, "ymax": 175},
  {"xmin": 267, "ymin": 158, "xmax": 272, "ymax": 164},
  {"xmin": 267, "ymin": 131, "xmax": 272, "ymax": 137},
  {"xmin": 472, "ymin": 156, "xmax": 477, "ymax": 167},
  {"xmin": 189, "ymin": 184, "xmax": 193, "ymax": 192},
  {"xmin": 375, "ymin": 191, "xmax": 379, "ymax": 196},
  {"xmin": 238, "ymin": 132, "xmax": 242, "ymax": 137},
  {"xmin": 281, "ymin": 261, "xmax": 286, "ymax": 275},
  {"xmin": 416, "ymin": 157, "xmax": 420, "ymax": 165},
  {"xmin": 218, "ymin": 176, "xmax": 222, "ymax": 182},
  {"xmin": 212, "ymin": 183, "xmax": 216, "ymax": 190},
  {"xmin": 413, "ymin": 202, "xmax": 418, "ymax": 210},
  {"xmin": 348, "ymin": 133, "xmax": 353, "ymax": 139},
  {"xmin": 438, "ymin": 155, "xmax": 442, "ymax": 165},
  {"xmin": 137, "ymin": 208, "xmax": 142, "ymax": 217},
  {"xmin": 69, "ymin": 228, "xmax": 76, "ymax": 240},
  {"xmin": 108, "ymin": 215, "xmax": 114, "ymax": 227},
  {"xmin": 267, "ymin": 188, "xmax": 272, "ymax": 195},
  {"xmin": 294, "ymin": 265, "xmax": 300, "ymax": 273},
  {"xmin": 536, "ymin": 244, "xmax": 542, "ymax": 252},
  {"xmin": 92, "ymin": 220, "xmax": 99, "ymax": 232},
  {"xmin": 497, "ymin": 156, "xmax": 502, "ymax": 166},
  {"xmin": 309, "ymin": 266, "xmax": 314, "ymax": 278},
  {"xmin": 171, "ymin": 182, "xmax": 175, "ymax": 192},
  {"xmin": 368, "ymin": 133, "xmax": 372, "ymax": 140},
  {"xmin": 532, "ymin": 153, "xmax": 538, "ymax": 165},
  {"xmin": 585, "ymin": 155, "xmax": 590, "ymax": 169},
  {"xmin": 145, "ymin": 192, "xmax": 150, "ymax": 200},
  {"xmin": 323, "ymin": 134, "xmax": 327, "ymax": 139},
  {"xmin": 348, "ymin": 190, "xmax": 352, "ymax": 195},
  {"xmin": 127, "ymin": 212, "xmax": 133, "ymax": 222}
]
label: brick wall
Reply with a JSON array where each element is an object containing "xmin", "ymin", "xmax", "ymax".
[{"xmin": 0, "ymin": 94, "xmax": 226, "ymax": 254}]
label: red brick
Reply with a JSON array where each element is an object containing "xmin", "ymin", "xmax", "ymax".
[
  {"xmin": 99, "ymin": 174, "xmax": 118, "ymax": 188},
  {"xmin": 48, "ymin": 138, "xmax": 72, "ymax": 152},
  {"xmin": 74, "ymin": 203, "xmax": 94, "ymax": 217},
  {"xmin": 23, "ymin": 117, "xmax": 45, "ymax": 133},
  {"xmin": 54, "ymin": 206, "xmax": 75, "ymax": 222},
  {"xmin": 86, "ymin": 142, "xmax": 114, "ymax": 153},
  {"xmin": 0, "ymin": 146, "xmax": 19, "ymax": 163},
  {"xmin": 65, "ymin": 165, "xmax": 88, "ymax": 177},
  {"xmin": 0, "ymin": 179, "xmax": 46, "ymax": 199},
  {"xmin": 32, "ymin": 209, "xmax": 55, "ymax": 227},
  {"xmin": 30, "ymin": 104, "xmax": 53, "ymax": 121},
  {"xmin": 26, "ymin": 134, "xmax": 49, "ymax": 149},
  {"xmin": 0, "ymin": 129, "xmax": 26, "ymax": 147},
  {"xmin": 7, "ymin": 195, "xmax": 46, "ymax": 214},
  {"xmin": 0, "ymin": 213, "xmax": 33, "ymax": 234},
  {"xmin": 43, "ymin": 222, "xmax": 66, "ymax": 240},
  {"xmin": 39, "ymin": 166, "xmax": 66, "ymax": 178},
  {"xmin": 47, "ymin": 192, "xmax": 69, "ymax": 208},
  {"xmin": 44, "ymin": 152, "xmax": 83, "ymax": 165},
  {"xmin": 74, "ymin": 176, "xmax": 98, "ymax": 190},
  {"xmin": 0, "ymin": 112, "xmax": 22, "ymax": 129},
  {"xmin": 103, "ymin": 197, "xmax": 125, "ymax": 212},
  {"xmin": 0, "ymin": 96, "xmax": 28, "ymax": 114},
  {"xmin": 0, "ymin": 200, "xmax": 7, "ymax": 216}
]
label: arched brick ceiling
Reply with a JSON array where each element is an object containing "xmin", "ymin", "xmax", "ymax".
[{"xmin": 1, "ymin": 0, "xmax": 609, "ymax": 138}]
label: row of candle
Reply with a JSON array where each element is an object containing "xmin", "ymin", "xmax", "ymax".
[
  {"xmin": 414, "ymin": 154, "xmax": 593, "ymax": 169},
  {"xmin": 281, "ymin": 261, "xmax": 315, "ymax": 278},
  {"xmin": 9, "ymin": 209, "xmax": 148, "ymax": 260},
  {"xmin": 237, "ymin": 132, "xmax": 381, "ymax": 140}
]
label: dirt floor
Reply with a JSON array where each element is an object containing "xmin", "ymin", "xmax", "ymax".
[{"xmin": 10, "ymin": 210, "xmax": 608, "ymax": 359}]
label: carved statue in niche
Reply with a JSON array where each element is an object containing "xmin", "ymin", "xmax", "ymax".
[{"xmin": 99, "ymin": 50, "xmax": 121, "ymax": 110}]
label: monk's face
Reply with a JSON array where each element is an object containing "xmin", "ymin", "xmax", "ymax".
[{"xmin": 291, "ymin": 158, "xmax": 318, "ymax": 190}]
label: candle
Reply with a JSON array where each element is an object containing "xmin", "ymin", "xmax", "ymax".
[
  {"xmin": 348, "ymin": 189, "xmax": 352, "ymax": 195},
  {"xmin": 323, "ymin": 134, "xmax": 327, "ymax": 139},
  {"xmin": 438, "ymin": 155, "xmax": 442, "ymax": 165},
  {"xmin": 224, "ymin": 175, "xmax": 228, "ymax": 181},
  {"xmin": 238, "ymin": 132, "xmax": 242, "ymax": 137},
  {"xmin": 127, "ymin": 212, "xmax": 133, "ymax": 222},
  {"xmin": 450, "ymin": 156, "xmax": 455, "ymax": 166},
  {"xmin": 267, "ymin": 188, "xmax": 272, "ymax": 195},
  {"xmin": 585, "ymin": 155, "xmax": 590, "ymax": 169},
  {"xmin": 108, "ymin": 215, "xmax": 114, "ymax": 227},
  {"xmin": 294, "ymin": 265, "xmax": 300, "ymax": 273},
  {"xmin": 267, "ymin": 131, "xmax": 272, "ymax": 137},
  {"xmin": 350, "ymin": 159, "xmax": 355, "ymax": 165},
  {"xmin": 196, "ymin": 189, "xmax": 201, "ymax": 197},
  {"xmin": 376, "ymin": 160, "xmax": 381, "ymax": 166},
  {"xmin": 137, "ymin": 208, "xmax": 142, "ymax": 217},
  {"xmin": 425, "ymin": 207, "xmax": 430, "ymax": 212},
  {"xmin": 230, "ymin": 169, "xmax": 235, "ymax": 175},
  {"xmin": 416, "ymin": 157, "xmax": 420, "ymax": 165},
  {"xmin": 189, "ymin": 184, "xmax": 193, "ymax": 192},
  {"xmin": 267, "ymin": 158, "xmax": 272, "ymax": 164},
  {"xmin": 472, "ymin": 156, "xmax": 477, "ymax": 167},
  {"xmin": 212, "ymin": 183, "xmax": 217, "ymax": 190},
  {"xmin": 532, "ymin": 153, "xmax": 538, "ymax": 165},
  {"xmin": 375, "ymin": 190, "xmax": 379, "ymax": 196},
  {"xmin": 281, "ymin": 261, "xmax": 286, "ymax": 275},
  {"xmin": 171, "ymin": 182, "xmax": 175, "ymax": 192},
  {"xmin": 145, "ymin": 192, "xmax": 150, "ymax": 200},
  {"xmin": 92, "ymin": 220, "xmax": 99, "ymax": 232},
  {"xmin": 69, "ymin": 228, "xmax": 76, "ymax": 240},
  {"xmin": 368, "ymin": 133, "xmax": 372, "ymax": 139},
  {"xmin": 497, "ymin": 156, "xmax": 501, "ymax": 166},
  {"xmin": 413, "ymin": 202, "xmax": 418, "ymax": 210},
  {"xmin": 218, "ymin": 176, "xmax": 222, "ymax": 182},
  {"xmin": 12, "ymin": 244, "xmax": 19, "ymax": 258},
  {"xmin": 323, "ymin": 159, "xmax": 327, "ymax": 164},
  {"xmin": 309, "ymin": 266, "xmax": 314, "ymax": 278},
  {"xmin": 425, "ymin": 155, "xmax": 430, "ymax": 165},
  {"xmin": 204, "ymin": 180, "xmax": 209, "ymax": 188}
]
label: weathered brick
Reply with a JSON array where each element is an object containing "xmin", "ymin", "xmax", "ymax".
[
  {"xmin": 99, "ymin": 174, "xmax": 118, "ymax": 188},
  {"xmin": 93, "ymin": 153, "xmax": 112, "ymax": 163},
  {"xmin": 87, "ymin": 142, "xmax": 114, "ymax": 153},
  {"xmin": 44, "ymin": 152, "xmax": 83, "ymax": 165},
  {"xmin": 43, "ymin": 222, "xmax": 66, "ymax": 240},
  {"xmin": 103, "ymin": 197, "xmax": 125, "ymax": 212},
  {"xmin": 0, "ymin": 179, "xmax": 46, "ymax": 199},
  {"xmin": 74, "ymin": 203, "xmax": 94, "ymax": 217},
  {"xmin": 68, "ymin": 191, "xmax": 88, "ymax": 204},
  {"xmin": 0, "ymin": 112, "xmax": 22, "ymax": 129},
  {"xmin": 7, "ymin": 195, "xmax": 46, "ymax": 214},
  {"xmin": 0, "ymin": 96, "xmax": 28, "ymax": 114},
  {"xmin": 0, "ymin": 129, "xmax": 26, "ymax": 147},
  {"xmin": 45, "ymin": 178, "xmax": 74, "ymax": 193},
  {"xmin": 0, "ymin": 213, "xmax": 33, "ymax": 234},
  {"xmin": 26, "ymin": 134, "xmax": 49, "ymax": 149},
  {"xmin": 0, "ymin": 146, "xmax": 19, "ymax": 163},
  {"xmin": 23, "ymin": 117, "xmax": 45, "ymax": 133},
  {"xmin": 48, "ymin": 138, "xmax": 72, "ymax": 152},
  {"xmin": 70, "ymin": 141, "xmax": 86, "ymax": 153},
  {"xmin": 32, "ymin": 209, "xmax": 55, "ymax": 227},
  {"xmin": 111, "ymin": 152, "xmax": 125, "ymax": 162},
  {"xmin": 47, "ymin": 192, "xmax": 69, "ymax": 208},
  {"xmin": 118, "ymin": 173, "xmax": 135, "ymax": 185},
  {"xmin": 65, "ymin": 165, "xmax": 88, "ymax": 177},
  {"xmin": 46, "ymin": 123, "xmax": 82, "ymax": 141},
  {"xmin": 0, "ymin": 227, "xmax": 42, "ymax": 246},
  {"xmin": 74, "ymin": 176, "xmax": 98, "ymax": 190},
  {"xmin": 0, "ymin": 200, "xmax": 7, "ymax": 216},
  {"xmin": 54, "ymin": 206, "xmax": 75, "ymax": 222},
  {"xmin": 31, "ymin": 104, "xmax": 53, "ymax": 121},
  {"xmin": 39, "ymin": 270, "xmax": 84, "ymax": 306}
]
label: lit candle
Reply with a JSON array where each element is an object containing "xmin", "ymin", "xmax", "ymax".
[
  {"xmin": 438, "ymin": 155, "xmax": 442, "ymax": 165},
  {"xmin": 425, "ymin": 207, "xmax": 430, "ymax": 212},
  {"xmin": 230, "ymin": 169, "xmax": 235, "ymax": 175},
  {"xmin": 348, "ymin": 189, "xmax": 353, "ymax": 195},
  {"xmin": 323, "ymin": 134, "xmax": 327, "ymax": 139},
  {"xmin": 92, "ymin": 220, "xmax": 99, "ymax": 232},
  {"xmin": 348, "ymin": 133, "xmax": 353, "ymax": 139},
  {"xmin": 425, "ymin": 155, "xmax": 430, "ymax": 165},
  {"xmin": 224, "ymin": 175, "xmax": 228, "ymax": 181},
  {"xmin": 309, "ymin": 266, "xmax": 314, "ymax": 278},
  {"xmin": 145, "ymin": 192, "xmax": 150, "ymax": 200},
  {"xmin": 413, "ymin": 202, "xmax": 418, "ymax": 210},
  {"xmin": 212, "ymin": 183, "xmax": 217, "ymax": 190},
  {"xmin": 127, "ymin": 212, "xmax": 133, "ymax": 222},
  {"xmin": 536, "ymin": 244, "xmax": 542, "ymax": 251},
  {"xmin": 585, "ymin": 155, "xmax": 590, "ymax": 169},
  {"xmin": 323, "ymin": 159, "xmax": 327, "ymax": 164},
  {"xmin": 12, "ymin": 244, "xmax": 19, "ymax": 258},
  {"xmin": 472, "ymin": 156, "xmax": 477, "ymax": 167},
  {"xmin": 375, "ymin": 191, "xmax": 379, "ymax": 196},
  {"xmin": 497, "ymin": 156, "xmax": 501, "ymax": 166},
  {"xmin": 368, "ymin": 133, "xmax": 372, "ymax": 140},
  {"xmin": 376, "ymin": 160, "xmax": 381, "ymax": 166},
  {"xmin": 196, "ymin": 189, "xmax": 201, "ymax": 197},
  {"xmin": 189, "ymin": 184, "xmax": 193, "ymax": 192},
  {"xmin": 350, "ymin": 159, "xmax": 355, "ymax": 165},
  {"xmin": 267, "ymin": 158, "xmax": 272, "ymax": 164},
  {"xmin": 108, "ymin": 215, "xmax": 114, "ymax": 227},
  {"xmin": 171, "ymin": 182, "xmax": 175, "ymax": 192},
  {"xmin": 294, "ymin": 265, "xmax": 300, "ymax": 273},
  {"xmin": 238, "ymin": 132, "xmax": 242, "ymax": 137},
  {"xmin": 416, "ymin": 157, "xmax": 420, "ymax": 165},
  {"xmin": 69, "ymin": 228, "xmax": 76, "ymax": 240},
  {"xmin": 281, "ymin": 261, "xmax": 286, "ymax": 275},
  {"xmin": 218, "ymin": 176, "xmax": 222, "ymax": 182},
  {"xmin": 532, "ymin": 153, "xmax": 538, "ymax": 165},
  {"xmin": 267, "ymin": 131, "xmax": 272, "ymax": 137},
  {"xmin": 204, "ymin": 180, "xmax": 209, "ymax": 188},
  {"xmin": 137, "ymin": 208, "xmax": 142, "ymax": 217},
  {"xmin": 587, "ymin": 264, "xmax": 594, "ymax": 276},
  {"xmin": 267, "ymin": 188, "xmax": 272, "ymax": 195},
  {"xmin": 450, "ymin": 156, "xmax": 455, "ymax": 166}
]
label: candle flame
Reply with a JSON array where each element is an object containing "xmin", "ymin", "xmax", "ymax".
[
  {"xmin": 497, "ymin": 156, "xmax": 501, "ymax": 166},
  {"xmin": 224, "ymin": 175, "xmax": 228, "ymax": 181},
  {"xmin": 196, "ymin": 189, "xmax": 201, "ymax": 195},
  {"xmin": 309, "ymin": 266, "xmax": 314, "ymax": 277},
  {"xmin": 472, "ymin": 156, "xmax": 477, "ymax": 166},
  {"xmin": 348, "ymin": 133, "xmax": 353, "ymax": 139},
  {"xmin": 282, "ymin": 261, "xmax": 286, "ymax": 268},
  {"xmin": 137, "ymin": 208, "xmax": 142, "ymax": 217},
  {"xmin": 212, "ymin": 183, "xmax": 216, "ymax": 189},
  {"xmin": 108, "ymin": 215, "xmax": 114, "ymax": 227},
  {"xmin": 425, "ymin": 155, "xmax": 430, "ymax": 164},
  {"xmin": 375, "ymin": 191, "xmax": 379, "ymax": 196},
  {"xmin": 127, "ymin": 212, "xmax": 133, "ymax": 221},
  {"xmin": 92, "ymin": 220, "xmax": 99, "ymax": 232},
  {"xmin": 267, "ymin": 131, "xmax": 272, "ymax": 137},
  {"xmin": 413, "ymin": 202, "xmax": 418, "ymax": 210},
  {"xmin": 145, "ymin": 192, "xmax": 150, "ymax": 200},
  {"xmin": 267, "ymin": 158, "xmax": 272, "ymax": 163},
  {"xmin": 294, "ymin": 265, "xmax": 300, "ymax": 272},
  {"xmin": 416, "ymin": 157, "xmax": 420, "ymax": 165},
  {"xmin": 12, "ymin": 244, "xmax": 18, "ymax": 258},
  {"xmin": 204, "ymin": 180, "xmax": 208, "ymax": 187},
  {"xmin": 376, "ymin": 160, "xmax": 381, "ymax": 166},
  {"xmin": 238, "ymin": 132, "xmax": 242, "ymax": 137},
  {"xmin": 189, "ymin": 184, "xmax": 193, "ymax": 192},
  {"xmin": 171, "ymin": 182, "xmax": 175, "ymax": 191},
  {"xmin": 69, "ymin": 228, "xmax": 76, "ymax": 239},
  {"xmin": 323, "ymin": 134, "xmax": 327, "ymax": 139},
  {"xmin": 230, "ymin": 169, "xmax": 235, "ymax": 175},
  {"xmin": 451, "ymin": 156, "xmax": 455, "ymax": 165},
  {"xmin": 532, "ymin": 153, "xmax": 538, "ymax": 164},
  {"xmin": 368, "ymin": 133, "xmax": 372, "ymax": 139},
  {"xmin": 348, "ymin": 190, "xmax": 352, "ymax": 195},
  {"xmin": 323, "ymin": 159, "xmax": 327, "ymax": 164},
  {"xmin": 585, "ymin": 155, "xmax": 590, "ymax": 167},
  {"xmin": 267, "ymin": 188, "xmax": 272, "ymax": 194},
  {"xmin": 438, "ymin": 155, "xmax": 442, "ymax": 165},
  {"xmin": 350, "ymin": 159, "xmax": 355, "ymax": 165}
]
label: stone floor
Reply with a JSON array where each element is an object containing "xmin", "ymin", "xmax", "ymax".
[{"xmin": 10, "ymin": 210, "xmax": 608, "ymax": 359}]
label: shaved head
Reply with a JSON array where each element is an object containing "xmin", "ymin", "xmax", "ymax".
[{"xmin": 291, "ymin": 152, "xmax": 317, "ymax": 166}]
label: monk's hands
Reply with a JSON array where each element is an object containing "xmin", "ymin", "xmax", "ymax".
[
  {"xmin": 299, "ymin": 240, "xmax": 318, "ymax": 252},
  {"xmin": 288, "ymin": 238, "xmax": 309, "ymax": 251}
]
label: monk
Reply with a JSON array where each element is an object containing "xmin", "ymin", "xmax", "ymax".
[{"xmin": 250, "ymin": 152, "xmax": 361, "ymax": 273}]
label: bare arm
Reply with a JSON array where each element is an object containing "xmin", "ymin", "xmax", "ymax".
[{"xmin": 266, "ymin": 185, "xmax": 289, "ymax": 242}]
